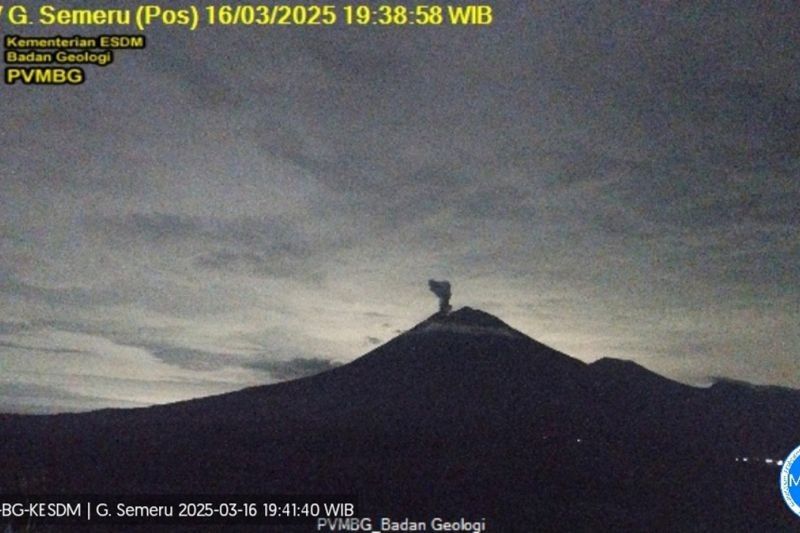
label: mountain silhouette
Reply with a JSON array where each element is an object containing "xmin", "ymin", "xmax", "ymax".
[{"xmin": 1, "ymin": 307, "xmax": 799, "ymax": 531}]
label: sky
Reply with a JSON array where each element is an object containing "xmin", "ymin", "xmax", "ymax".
[{"xmin": 1, "ymin": 1, "xmax": 798, "ymax": 413}]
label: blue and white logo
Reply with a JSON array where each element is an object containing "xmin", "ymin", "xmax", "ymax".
[{"xmin": 781, "ymin": 445, "xmax": 800, "ymax": 517}]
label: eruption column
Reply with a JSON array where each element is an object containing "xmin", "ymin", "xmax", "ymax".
[{"xmin": 428, "ymin": 280, "xmax": 452, "ymax": 314}]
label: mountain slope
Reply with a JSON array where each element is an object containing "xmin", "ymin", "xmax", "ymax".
[{"xmin": 1, "ymin": 308, "xmax": 799, "ymax": 531}]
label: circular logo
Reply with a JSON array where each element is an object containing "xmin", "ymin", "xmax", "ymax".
[{"xmin": 781, "ymin": 445, "xmax": 800, "ymax": 517}]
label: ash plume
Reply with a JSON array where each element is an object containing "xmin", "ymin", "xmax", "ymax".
[{"xmin": 428, "ymin": 280, "xmax": 452, "ymax": 314}]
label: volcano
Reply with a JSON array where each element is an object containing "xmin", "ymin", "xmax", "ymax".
[{"xmin": 1, "ymin": 307, "xmax": 799, "ymax": 530}]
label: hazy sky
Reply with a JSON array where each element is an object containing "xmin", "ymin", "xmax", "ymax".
[{"xmin": 1, "ymin": 1, "xmax": 798, "ymax": 413}]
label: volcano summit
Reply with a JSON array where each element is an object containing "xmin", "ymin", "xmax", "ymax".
[{"xmin": 1, "ymin": 307, "xmax": 799, "ymax": 530}]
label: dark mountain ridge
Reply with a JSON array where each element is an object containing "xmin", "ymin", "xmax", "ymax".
[{"xmin": 1, "ymin": 308, "xmax": 799, "ymax": 531}]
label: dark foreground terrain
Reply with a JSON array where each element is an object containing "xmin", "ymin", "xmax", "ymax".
[{"xmin": 2, "ymin": 308, "xmax": 799, "ymax": 531}]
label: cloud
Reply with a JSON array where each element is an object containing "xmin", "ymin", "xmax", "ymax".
[
  {"xmin": 0, "ymin": 329, "xmax": 265, "ymax": 413},
  {"xmin": 135, "ymin": 344, "xmax": 238, "ymax": 371},
  {"xmin": 88, "ymin": 212, "xmax": 337, "ymax": 282},
  {"xmin": 246, "ymin": 357, "xmax": 341, "ymax": 381},
  {"xmin": 0, "ymin": 341, "xmax": 84, "ymax": 354},
  {"xmin": 0, "ymin": 382, "xmax": 147, "ymax": 414},
  {"xmin": 0, "ymin": 321, "xmax": 30, "ymax": 335},
  {"xmin": 98, "ymin": 213, "xmax": 310, "ymax": 249},
  {"xmin": 193, "ymin": 249, "xmax": 312, "ymax": 278},
  {"xmin": 0, "ymin": 273, "xmax": 125, "ymax": 307},
  {"xmin": 108, "ymin": 213, "xmax": 203, "ymax": 242}
]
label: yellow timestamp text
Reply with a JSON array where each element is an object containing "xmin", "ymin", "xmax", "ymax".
[{"xmin": 204, "ymin": 4, "xmax": 493, "ymax": 27}]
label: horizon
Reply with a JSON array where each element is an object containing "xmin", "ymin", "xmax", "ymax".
[{"xmin": 1, "ymin": 301, "xmax": 795, "ymax": 415}]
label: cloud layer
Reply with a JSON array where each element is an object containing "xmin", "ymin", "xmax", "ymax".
[{"xmin": 1, "ymin": 1, "xmax": 798, "ymax": 411}]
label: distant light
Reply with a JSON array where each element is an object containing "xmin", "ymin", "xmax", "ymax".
[
  {"xmin": 576, "ymin": 438, "xmax": 582, "ymax": 443},
  {"xmin": 735, "ymin": 456, "xmax": 782, "ymax": 466}
]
